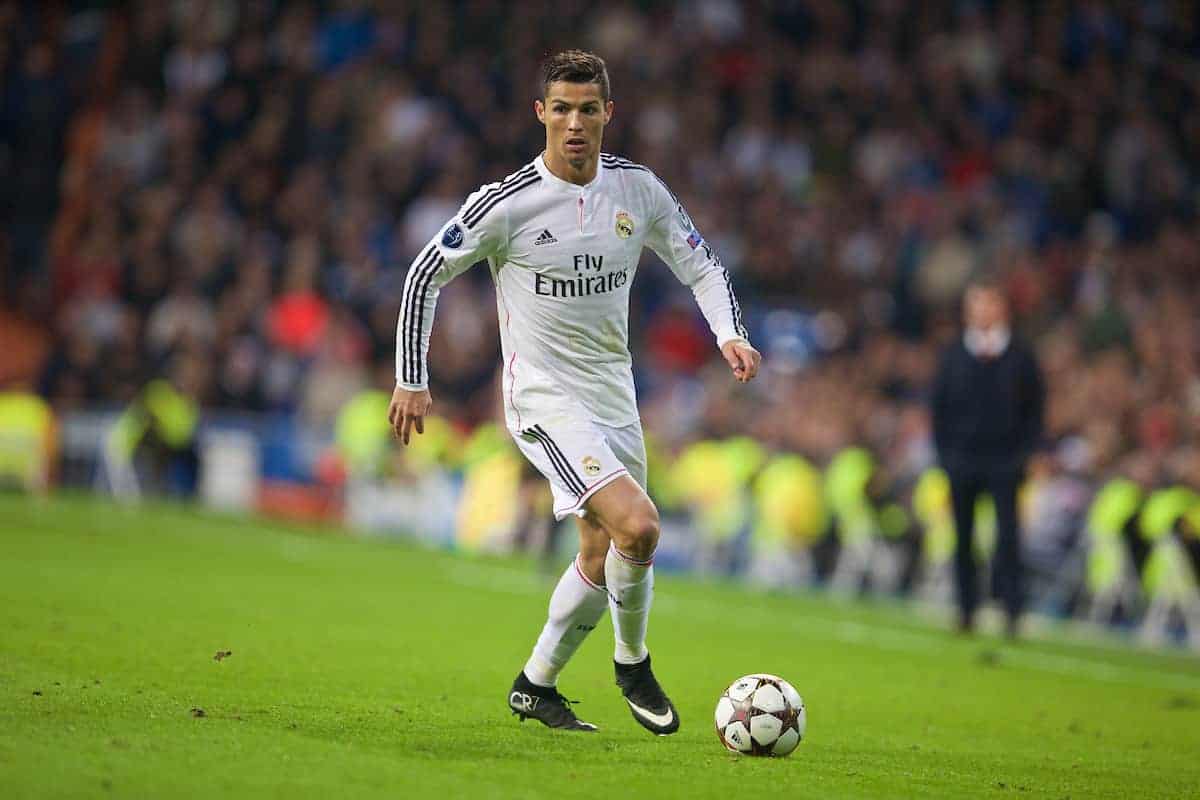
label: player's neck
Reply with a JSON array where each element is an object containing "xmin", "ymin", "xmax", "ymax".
[{"xmin": 542, "ymin": 148, "xmax": 598, "ymax": 186}]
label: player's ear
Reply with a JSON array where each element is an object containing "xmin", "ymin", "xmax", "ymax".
[
  {"xmin": 604, "ymin": 100, "xmax": 614, "ymax": 123},
  {"xmin": 534, "ymin": 99, "xmax": 545, "ymax": 124}
]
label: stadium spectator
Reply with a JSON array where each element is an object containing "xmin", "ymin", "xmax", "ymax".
[{"xmin": 932, "ymin": 279, "xmax": 1045, "ymax": 635}]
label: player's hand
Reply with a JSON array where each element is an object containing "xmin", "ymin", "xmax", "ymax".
[
  {"xmin": 721, "ymin": 339, "xmax": 761, "ymax": 383},
  {"xmin": 388, "ymin": 385, "xmax": 432, "ymax": 445}
]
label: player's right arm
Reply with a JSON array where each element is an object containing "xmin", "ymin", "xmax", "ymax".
[{"xmin": 391, "ymin": 180, "xmax": 512, "ymax": 443}]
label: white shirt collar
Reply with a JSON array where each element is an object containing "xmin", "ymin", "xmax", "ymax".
[
  {"xmin": 964, "ymin": 327, "xmax": 1011, "ymax": 359},
  {"xmin": 535, "ymin": 152, "xmax": 604, "ymax": 193}
]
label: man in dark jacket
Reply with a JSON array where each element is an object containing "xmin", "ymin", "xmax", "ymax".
[{"xmin": 931, "ymin": 280, "xmax": 1045, "ymax": 635}]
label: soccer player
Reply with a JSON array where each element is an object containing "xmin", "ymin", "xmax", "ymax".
[{"xmin": 389, "ymin": 50, "xmax": 761, "ymax": 734}]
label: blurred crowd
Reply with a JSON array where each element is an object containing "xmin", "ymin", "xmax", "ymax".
[{"xmin": 2, "ymin": 1, "xmax": 1199, "ymax": 605}]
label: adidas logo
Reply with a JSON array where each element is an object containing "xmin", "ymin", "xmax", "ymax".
[{"xmin": 534, "ymin": 229, "xmax": 557, "ymax": 245}]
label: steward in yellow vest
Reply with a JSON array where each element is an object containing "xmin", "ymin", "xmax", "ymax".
[
  {"xmin": 0, "ymin": 389, "xmax": 56, "ymax": 492},
  {"xmin": 1082, "ymin": 477, "xmax": 1145, "ymax": 623},
  {"xmin": 107, "ymin": 378, "xmax": 199, "ymax": 496}
]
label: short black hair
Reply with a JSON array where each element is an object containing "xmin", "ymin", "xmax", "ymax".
[
  {"xmin": 966, "ymin": 274, "xmax": 1006, "ymax": 295},
  {"xmin": 540, "ymin": 50, "xmax": 610, "ymax": 102}
]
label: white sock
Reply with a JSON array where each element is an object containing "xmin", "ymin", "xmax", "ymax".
[
  {"xmin": 523, "ymin": 555, "xmax": 608, "ymax": 687},
  {"xmin": 605, "ymin": 543, "xmax": 654, "ymax": 665}
]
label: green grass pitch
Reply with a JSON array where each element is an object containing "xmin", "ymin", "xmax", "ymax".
[{"xmin": 2, "ymin": 494, "xmax": 1199, "ymax": 799}]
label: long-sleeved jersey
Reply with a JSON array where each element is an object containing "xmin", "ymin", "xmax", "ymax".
[{"xmin": 396, "ymin": 153, "xmax": 749, "ymax": 429}]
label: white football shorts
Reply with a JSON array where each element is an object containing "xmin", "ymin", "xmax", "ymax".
[{"xmin": 512, "ymin": 418, "xmax": 648, "ymax": 521}]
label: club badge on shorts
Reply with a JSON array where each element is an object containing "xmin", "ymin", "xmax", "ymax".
[
  {"xmin": 582, "ymin": 456, "xmax": 602, "ymax": 476},
  {"xmin": 615, "ymin": 211, "xmax": 634, "ymax": 239}
]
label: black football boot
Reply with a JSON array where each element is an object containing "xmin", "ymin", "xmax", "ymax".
[
  {"xmin": 508, "ymin": 671, "xmax": 597, "ymax": 731},
  {"xmin": 614, "ymin": 654, "xmax": 680, "ymax": 735}
]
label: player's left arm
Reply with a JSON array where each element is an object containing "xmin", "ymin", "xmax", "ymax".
[{"xmin": 644, "ymin": 181, "xmax": 761, "ymax": 383}]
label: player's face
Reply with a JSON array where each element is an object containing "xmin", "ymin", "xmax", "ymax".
[
  {"xmin": 965, "ymin": 287, "xmax": 1008, "ymax": 330},
  {"xmin": 535, "ymin": 81, "xmax": 613, "ymax": 170}
]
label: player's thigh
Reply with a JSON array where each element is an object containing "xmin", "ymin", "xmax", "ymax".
[{"xmin": 584, "ymin": 421, "xmax": 655, "ymax": 547}]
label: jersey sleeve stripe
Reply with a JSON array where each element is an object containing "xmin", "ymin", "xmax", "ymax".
[
  {"xmin": 464, "ymin": 175, "xmax": 541, "ymax": 229},
  {"xmin": 460, "ymin": 164, "xmax": 536, "ymax": 221},
  {"xmin": 463, "ymin": 163, "xmax": 536, "ymax": 216},
  {"xmin": 720, "ymin": 264, "xmax": 749, "ymax": 340},
  {"xmin": 525, "ymin": 427, "xmax": 586, "ymax": 496},
  {"xmin": 601, "ymin": 154, "xmax": 680, "ymax": 204},
  {"xmin": 600, "ymin": 161, "xmax": 649, "ymax": 174},
  {"xmin": 400, "ymin": 246, "xmax": 444, "ymax": 385},
  {"xmin": 409, "ymin": 251, "xmax": 446, "ymax": 385},
  {"xmin": 600, "ymin": 154, "xmax": 648, "ymax": 171},
  {"xmin": 399, "ymin": 243, "xmax": 439, "ymax": 384},
  {"xmin": 403, "ymin": 247, "xmax": 441, "ymax": 383}
]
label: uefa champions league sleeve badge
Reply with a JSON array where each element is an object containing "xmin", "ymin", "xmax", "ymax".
[{"xmin": 442, "ymin": 223, "xmax": 464, "ymax": 248}]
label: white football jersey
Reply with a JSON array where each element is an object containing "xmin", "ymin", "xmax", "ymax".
[{"xmin": 396, "ymin": 153, "xmax": 749, "ymax": 429}]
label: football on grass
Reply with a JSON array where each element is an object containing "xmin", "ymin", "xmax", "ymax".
[{"xmin": 714, "ymin": 674, "xmax": 806, "ymax": 756}]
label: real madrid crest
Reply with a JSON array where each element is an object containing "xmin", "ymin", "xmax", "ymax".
[
  {"xmin": 582, "ymin": 455, "xmax": 602, "ymax": 476},
  {"xmin": 615, "ymin": 211, "xmax": 634, "ymax": 239}
]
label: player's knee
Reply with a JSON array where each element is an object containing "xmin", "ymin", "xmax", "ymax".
[{"xmin": 615, "ymin": 503, "xmax": 660, "ymax": 559}]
